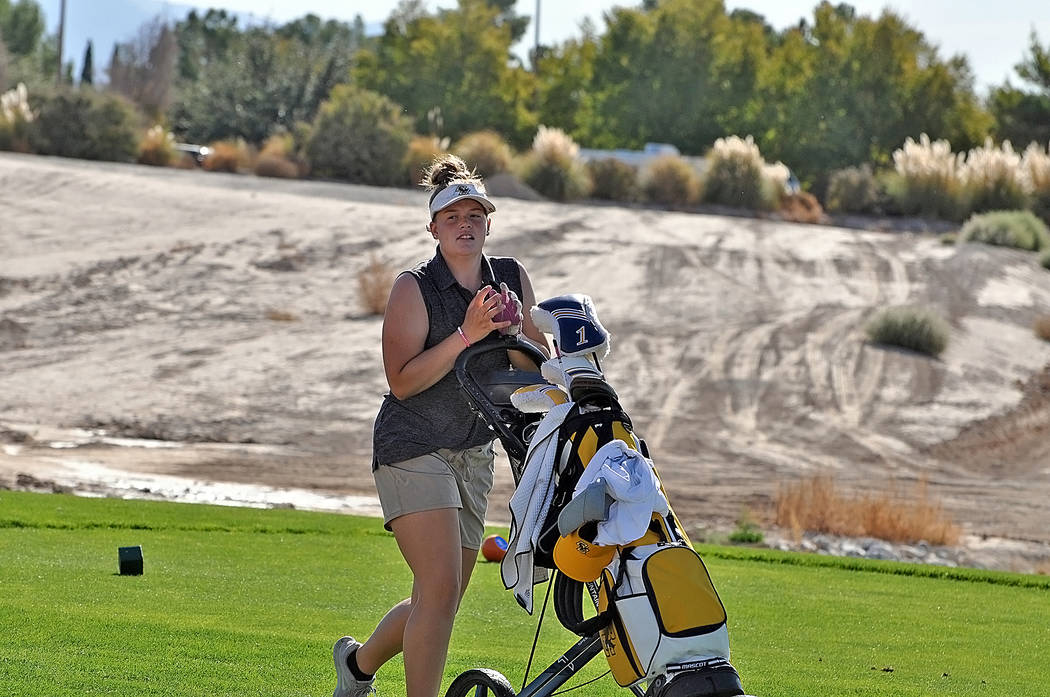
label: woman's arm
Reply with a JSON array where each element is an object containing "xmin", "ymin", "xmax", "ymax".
[
  {"xmin": 382, "ymin": 274, "xmax": 504, "ymax": 400},
  {"xmin": 508, "ymin": 262, "xmax": 551, "ymax": 371}
]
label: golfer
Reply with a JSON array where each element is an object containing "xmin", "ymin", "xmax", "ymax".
[{"xmin": 332, "ymin": 155, "xmax": 548, "ymax": 697}]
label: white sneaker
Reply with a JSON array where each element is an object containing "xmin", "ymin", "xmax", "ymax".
[{"xmin": 333, "ymin": 636, "xmax": 376, "ymax": 697}]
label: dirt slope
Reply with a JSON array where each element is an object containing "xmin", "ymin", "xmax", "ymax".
[{"xmin": 2, "ymin": 152, "xmax": 1050, "ymax": 553}]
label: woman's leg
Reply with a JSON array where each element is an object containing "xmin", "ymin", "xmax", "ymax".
[
  {"xmin": 356, "ymin": 544, "xmax": 479, "ymax": 676},
  {"xmin": 356, "ymin": 507, "xmax": 464, "ymax": 697}
]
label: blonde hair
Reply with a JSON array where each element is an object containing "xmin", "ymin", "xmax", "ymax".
[{"xmin": 423, "ymin": 154, "xmax": 487, "ymax": 207}]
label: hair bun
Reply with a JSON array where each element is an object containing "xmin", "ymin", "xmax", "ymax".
[{"xmin": 422, "ymin": 154, "xmax": 478, "ymax": 191}]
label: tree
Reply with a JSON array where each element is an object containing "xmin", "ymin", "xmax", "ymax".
[
  {"xmin": 107, "ymin": 17, "xmax": 176, "ymax": 118},
  {"xmin": 989, "ymin": 31, "xmax": 1050, "ymax": 149},
  {"xmin": 0, "ymin": 0, "xmax": 44, "ymax": 57},
  {"xmin": 353, "ymin": 0, "xmax": 536, "ymax": 146},
  {"xmin": 0, "ymin": 36, "xmax": 8, "ymax": 89},
  {"xmin": 80, "ymin": 39, "xmax": 93, "ymax": 85},
  {"xmin": 755, "ymin": 2, "xmax": 990, "ymax": 190},
  {"xmin": 169, "ymin": 13, "xmax": 364, "ymax": 144},
  {"xmin": 576, "ymin": 0, "xmax": 765, "ymax": 151}
]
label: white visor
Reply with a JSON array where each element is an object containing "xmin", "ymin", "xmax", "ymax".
[{"xmin": 429, "ymin": 181, "xmax": 496, "ymax": 217}]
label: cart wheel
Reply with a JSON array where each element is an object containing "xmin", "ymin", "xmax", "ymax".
[{"xmin": 445, "ymin": 668, "xmax": 517, "ymax": 697}]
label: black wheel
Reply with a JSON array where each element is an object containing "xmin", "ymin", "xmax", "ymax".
[{"xmin": 445, "ymin": 668, "xmax": 516, "ymax": 697}]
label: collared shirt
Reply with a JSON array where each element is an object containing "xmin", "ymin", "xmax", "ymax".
[{"xmin": 372, "ymin": 247, "xmax": 523, "ymax": 468}]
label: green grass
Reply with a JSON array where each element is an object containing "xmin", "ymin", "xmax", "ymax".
[{"xmin": 2, "ymin": 491, "xmax": 1048, "ymax": 696}]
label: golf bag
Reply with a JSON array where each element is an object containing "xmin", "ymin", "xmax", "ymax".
[{"xmin": 498, "ymin": 295, "xmax": 742, "ymax": 697}]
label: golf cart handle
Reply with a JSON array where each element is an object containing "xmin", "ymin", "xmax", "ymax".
[
  {"xmin": 454, "ymin": 334, "xmax": 547, "ymax": 471},
  {"xmin": 454, "ymin": 333, "xmax": 547, "ymax": 384}
]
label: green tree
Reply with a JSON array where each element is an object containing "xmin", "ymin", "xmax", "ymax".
[
  {"xmin": 577, "ymin": 0, "xmax": 764, "ymax": 151},
  {"xmin": 170, "ymin": 13, "xmax": 363, "ymax": 144},
  {"xmin": 80, "ymin": 39, "xmax": 93, "ymax": 85},
  {"xmin": 989, "ymin": 31, "xmax": 1050, "ymax": 148},
  {"xmin": 353, "ymin": 0, "xmax": 536, "ymax": 146},
  {"xmin": 0, "ymin": 0, "xmax": 44, "ymax": 57},
  {"xmin": 755, "ymin": 2, "xmax": 989, "ymax": 191},
  {"xmin": 533, "ymin": 24, "xmax": 599, "ymax": 142}
]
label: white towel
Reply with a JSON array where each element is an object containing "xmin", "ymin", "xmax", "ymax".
[
  {"xmin": 573, "ymin": 439, "xmax": 669, "ymax": 546},
  {"xmin": 500, "ymin": 401, "xmax": 574, "ymax": 612}
]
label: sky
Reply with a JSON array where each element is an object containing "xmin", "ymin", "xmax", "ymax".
[{"xmin": 33, "ymin": 0, "xmax": 1050, "ymax": 95}]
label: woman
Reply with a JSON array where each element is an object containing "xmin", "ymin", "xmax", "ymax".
[{"xmin": 333, "ymin": 155, "xmax": 549, "ymax": 697}]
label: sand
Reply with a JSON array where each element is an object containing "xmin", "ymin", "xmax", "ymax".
[{"xmin": 3, "ymin": 152, "xmax": 1050, "ymax": 571}]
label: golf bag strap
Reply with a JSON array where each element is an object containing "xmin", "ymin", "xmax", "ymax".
[{"xmin": 553, "ymin": 571, "xmax": 612, "ymax": 637}]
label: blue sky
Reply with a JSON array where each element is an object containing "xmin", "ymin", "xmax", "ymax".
[{"xmin": 34, "ymin": 0, "xmax": 1050, "ymax": 95}]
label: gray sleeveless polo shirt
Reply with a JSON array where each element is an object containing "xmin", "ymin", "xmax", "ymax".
[{"xmin": 371, "ymin": 247, "xmax": 524, "ymax": 468}]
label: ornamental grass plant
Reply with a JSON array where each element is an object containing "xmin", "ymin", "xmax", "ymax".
[
  {"xmin": 825, "ymin": 164, "xmax": 884, "ymax": 214},
  {"xmin": 453, "ymin": 130, "xmax": 514, "ymax": 178},
  {"xmin": 137, "ymin": 124, "xmax": 176, "ymax": 167},
  {"xmin": 1022, "ymin": 141, "xmax": 1050, "ymax": 225},
  {"xmin": 960, "ymin": 138, "xmax": 1029, "ymax": 214},
  {"xmin": 865, "ymin": 305, "xmax": 950, "ymax": 357},
  {"xmin": 358, "ymin": 253, "xmax": 395, "ymax": 316},
  {"xmin": 586, "ymin": 157, "xmax": 638, "ymax": 202},
  {"xmin": 517, "ymin": 125, "xmax": 591, "ymax": 202},
  {"xmin": 640, "ymin": 154, "xmax": 700, "ymax": 206},
  {"xmin": 959, "ymin": 209, "xmax": 1050, "ymax": 252},
  {"xmin": 700, "ymin": 134, "xmax": 779, "ymax": 210},
  {"xmin": 403, "ymin": 135, "xmax": 449, "ymax": 186},
  {"xmin": 775, "ymin": 475, "xmax": 960, "ymax": 545},
  {"xmin": 890, "ymin": 133, "xmax": 966, "ymax": 220}
]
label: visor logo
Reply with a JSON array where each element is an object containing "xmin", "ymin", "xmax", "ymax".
[{"xmin": 456, "ymin": 185, "xmax": 471, "ymax": 194}]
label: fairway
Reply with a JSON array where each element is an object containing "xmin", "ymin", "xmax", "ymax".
[{"xmin": 1, "ymin": 491, "xmax": 1047, "ymax": 696}]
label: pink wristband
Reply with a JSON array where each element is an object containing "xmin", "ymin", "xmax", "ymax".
[{"xmin": 456, "ymin": 326, "xmax": 471, "ymax": 347}]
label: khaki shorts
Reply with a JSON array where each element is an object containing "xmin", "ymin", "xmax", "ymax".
[{"xmin": 373, "ymin": 443, "xmax": 495, "ymax": 550}]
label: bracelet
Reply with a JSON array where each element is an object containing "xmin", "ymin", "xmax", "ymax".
[{"xmin": 456, "ymin": 326, "xmax": 471, "ymax": 347}]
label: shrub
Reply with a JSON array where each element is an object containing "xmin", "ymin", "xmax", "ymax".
[
  {"xmin": 358, "ymin": 254, "xmax": 394, "ymax": 316},
  {"xmin": 1022, "ymin": 142, "xmax": 1050, "ymax": 225},
  {"xmin": 701, "ymin": 135, "xmax": 777, "ymax": 210},
  {"xmin": 517, "ymin": 125, "xmax": 591, "ymax": 202},
  {"xmin": 825, "ymin": 164, "xmax": 884, "ymax": 214},
  {"xmin": 260, "ymin": 132, "xmax": 294, "ymax": 159},
  {"xmin": 265, "ymin": 308, "xmax": 299, "ymax": 322},
  {"xmin": 640, "ymin": 154, "xmax": 700, "ymax": 206},
  {"xmin": 775, "ymin": 475, "xmax": 960, "ymax": 545},
  {"xmin": 306, "ymin": 85, "xmax": 413, "ymax": 187},
  {"xmin": 254, "ymin": 133, "xmax": 300, "ymax": 178},
  {"xmin": 1034, "ymin": 315, "xmax": 1050, "ymax": 342},
  {"xmin": 255, "ymin": 154, "xmax": 299, "ymax": 179},
  {"xmin": 404, "ymin": 135, "xmax": 448, "ymax": 187},
  {"xmin": 728, "ymin": 509, "xmax": 764, "ymax": 544},
  {"xmin": 586, "ymin": 158, "xmax": 638, "ymax": 202},
  {"xmin": 890, "ymin": 133, "xmax": 967, "ymax": 221},
  {"xmin": 453, "ymin": 130, "xmax": 513, "ymax": 178},
  {"xmin": 959, "ymin": 210, "xmax": 1050, "ymax": 252},
  {"xmin": 779, "ymin": 191, "xmax": 825, "ymax": 224},
  {"xmin": 137, "ymin": 124, "xmax": 175, "ymax": 166},
  {"xmin": 27, "ymin": 87, "xmax": 138, "ymax": 162},
  {"xmin": 203, "ymin": 139, "xmax": 255, "ymax": 173},
  {"xmin": 1041, "ymin": 249, "xmax": 1050, "ymax": 270},
  {"xmin": 960, "ymin": 138, "xmax": 1029, "ymax": 214},
  {"xmin": 865, "ymin": 305, "xmax": 950, "ymax": 357}
]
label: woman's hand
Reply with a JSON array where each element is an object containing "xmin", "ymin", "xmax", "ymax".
[
  {"xmin": 461, "ymin": 285, "xmax": 512, "ymax": 343},
  {"xmin": 494, "ymin": 282, "xmax": 523, "ymax": 336}
]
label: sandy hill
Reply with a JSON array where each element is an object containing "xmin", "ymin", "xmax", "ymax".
[{"xmin": 2, "ymin": 152, "xmax": 1049, "ymax": 558}]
